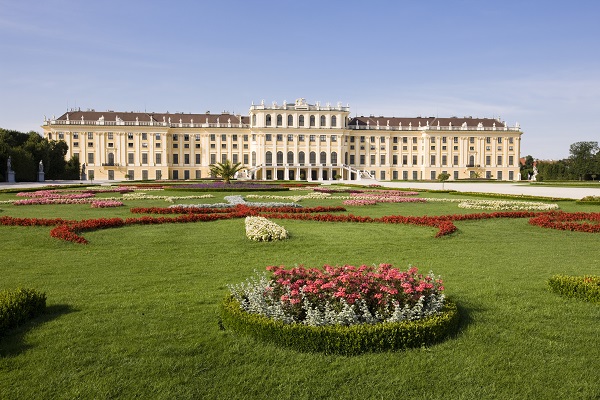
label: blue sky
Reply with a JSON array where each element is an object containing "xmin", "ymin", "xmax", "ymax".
[{"xmin": 1, "ymin": 0, "xmax": 599, "ymax": 160}]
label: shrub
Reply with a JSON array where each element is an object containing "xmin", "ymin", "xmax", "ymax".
[
  {"xmin": 220, "ymin": 295, "xmax": 458, "ymax": 355},
  {"xmin": 0, "ymin": 288, "xmax": 47, "ymax": 336},
  {"xmin": 245, "ymin": 216, "xmax": 289, "ymax": 241},
  {"xmin": 548, "ymin": 275, "xmax": 600, "ymax": 303}
]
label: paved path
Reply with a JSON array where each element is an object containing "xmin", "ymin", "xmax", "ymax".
[{"xmin": 1, "ymin": 179, "xmax": 599, "ymax": 200}]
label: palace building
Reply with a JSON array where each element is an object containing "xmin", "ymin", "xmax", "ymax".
[{"xmin": 42, "ymin": 98, "xmax": 523, "ymax": 182}]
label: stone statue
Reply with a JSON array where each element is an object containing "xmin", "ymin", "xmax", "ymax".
[
  {"xmin": 81, "ymin": 163, "xmax": 86, "ymax": 174},
  {"xmin": 39, "ymin": 160, "xmax": 44, "ymax": 172},
  {"xmin": 7, "ymin": 156, "xmax": 12, "ymax": 172}
]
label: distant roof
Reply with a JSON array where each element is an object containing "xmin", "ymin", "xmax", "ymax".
[
  {"xmin": 55, "ymin": 111, "xmax": 249, "ymax": 124},
  {"xmin": 348, "ymin": 116, "xmax": 505, "ymax": 128}
]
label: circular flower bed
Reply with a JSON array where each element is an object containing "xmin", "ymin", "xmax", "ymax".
[{"xmin": 220, "ymin": 264, "xmax": 459, "ymax": 354}]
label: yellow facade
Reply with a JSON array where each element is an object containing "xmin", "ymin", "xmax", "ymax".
[{"xmin": 42, "ymin": 99, "xmax": 523, "ymax": 182}]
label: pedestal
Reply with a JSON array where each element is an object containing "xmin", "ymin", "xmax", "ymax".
[
  {"xmin": 81, "ymin": 173, "xmax": 87, "ymax": 181},
  {"xmin": 7, "ymin": 170, "xmax": 15, "ymax": 183},
  {"xmin": 38, "ymin": 172, "xmax": 45, "ymax": 182}
]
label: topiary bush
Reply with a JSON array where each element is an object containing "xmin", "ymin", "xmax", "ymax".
[
  {"xmin": 220, "ymin": 295, "xmax": 459, "ymax": 355},
  {"xmin": 548, "ymin": 275, "xmax": 600, "ymax": 303},
  {"xmin": 0, "ymin": 288, "xmax": 47, "ymax": 336}
]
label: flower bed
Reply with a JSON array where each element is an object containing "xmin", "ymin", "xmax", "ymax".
[
  {"xmin": 245, "ymin": 216, "xmax": 288, "ymax": 241},
  {"xmin": 548, "ymin": 275, "xmax": 600, "ymax": 303},
  {"xmin": 221, "ymin": 264, "xmax": 458, "ymax": 354},
  {"xmin": 528, "ymin": 211, "xmax": 600, "ymax": 233},
  {"xmin": 91, "ymin": 200, "xmax": 124, "ymax": 208}
]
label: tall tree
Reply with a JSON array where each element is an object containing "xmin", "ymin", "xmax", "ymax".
[{"xmin": 569, "ymin": 141, "xmax": 599, "ymax": 180}]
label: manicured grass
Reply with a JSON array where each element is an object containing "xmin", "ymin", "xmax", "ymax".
[{"xmin": 0, "ymin": 187, "xmax": 599, "ymax": 399}]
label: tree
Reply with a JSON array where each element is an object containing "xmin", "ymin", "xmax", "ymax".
[
  {"xmin": 209, "ymin": 159, "xmax": 245, "ymax": 184},
  {"xmin": 569, "ymin": 141, "xmax": 599, "ymax": 180},
  {"xmin": 520, "ymin": 155, "xmax": 534, "ymax": 180},
  {"xmin": 437, "ymin": 172, "xmax": 450, "ymax": 189}
]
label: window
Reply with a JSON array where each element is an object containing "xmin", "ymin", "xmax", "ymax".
[
  {"xmin": 509, "ymin": 155, "xmax": 514, "ymax": 166},
  {"xmin": 243, "ymin": 134, "xmax": 248, "ymax": 141},
  {"xmin": 299, "ymin": 115, "xmax": 305, "ymax": 126},
  {"xmin": 442, "ymin": 155, "xmax": 447, "ymax": 166},
  {"xmin": 276, "ymin": 151, "xmax": 283, "ymax": 166},
  {"xmin": 298, "ymin": 134, "xmax": 305, "ymax": 142},
  {"xmin": 195, "ymin": 154, "xmax": 201, "ymax": 164},
  {"xmin": 142, "ymin": 153, "xmax": 148, "ymax": 165},
  {"xmin": 108, "ymin": 132, "xmax": 114, "ymax": 140},
  {"xmin": 469, "ymin": 137, "xmax": 475, "ymax": 144},
  {"xmin": 453, "ymin": 155, "xmax": 459, "ymax": 165},
  {"xmin": 320, "ymin": 152, "xmax": 326, "ymax": 165},
  {"xmin": 380, "ymin": 155, "xmax": 385, "ymax": 165},
  {"xmin": 497, "ymin": 155, "xmax": 502, "ymax": 165},
  {"xmin": 359, "ymin": 155, "xmax": 365, "ymax": 165},
  {"xmin": 350, "ymin": 154, "xmax": 355, "ymax": 164},
  {"xmin": 453, "ymin": 137, "xmax": 458, "ymax": 143},
  {"xmin": 310, "ymin": 152, "xmax": 316, "ymax": 165},
  {"xmin": 73, "ymin": 133, "xmax": 79, "ymax": 139},
  {"xmin": 88, "ymin": 142, "xmax": 94, "ymax": 148},
  {"xmin": 266, "ymin": 134, "xmax": 272, "ymax": 141},
  {"xmin": 310, "ymin": 115, "xmax": 315, "ymax": 126},
  {"xmin": 73, "ymin": 142, "xmax": 79, "ymax": 147},
  {"xmin": 128, "ymin": 143, "xmax": 133, "ymax": 148},
  {"xmin": 210, "ymin": 154, "xmax": 216, "ymax": 164},
  {"xmin": 142, "ymin": 133, "xmax": 147, "ymax": 140},
  {"xmin": 486, "ymin": 137, "xmax": 491, "ymax": 144},
  {"xmin": 88, "ymin": 153, "xmax": 94, "ymax": 164},
  {"xmin": 210, "ymin": 134, "xmax": 215, "ymax": 141},
  {"xmin": 393, "ymin": 155, "xmax": 398, "ymax": 165},
  {"xmin": 442, "ymin": 137, "xmax": 447, "ymax": 144},
  {"xmin": 402, "ymin": 155, "xmax": 408, "ymax": 165},
  {"xmin": 287, "ymin": 151, "xmax": 294, "ymax": 164},
  {"xmin": 331, "ymin": 115, "xmax": 337, "ymax": 127},
  {"xmin": 430, "ymin": 137, "xmax": 435, "ymax": 143},
  {"xmin": 370, "ymin": 155, "xmax": 376, "ymax": 165},
  {"xmin": 331, "ymin": 135, "xmax": 337, "ymax": 142},
  {"xmin": 276, "ymin": 114, "xmax": 282, "ymax": 126},
  {"xmin": 157, "ymin": 134, "xmax": 162, "ymax": 140},
  {"xmin": 430, "ymin": 155, "xmax": 436, "ymax": 165},
  {"xmin": 184, "ymin": 154, "xmax": 189, "ymax": 164},
  {"xmin": 287, "ymin": 115, "xmax": 293, "ymax": 126},
  {"xmin": 360, "ymin": 136, "xmax": 365, "ymax": 143},
  {"xmin": 221, "ymin": 154, "xmax": 227, "ymax": 163},
  {"xmin": 486, "ymin": 155, "xmax": 491, "ymax": 166},
  {"xmin": 412, "ymin": 137, "xmax": 417, "ymax": 143},
  {"xmin": 173, "ymin": 134, "xmax": 178, "ymax": 141},
  {"xmin": 370, "ymin": 136, "xmax": 375, "ymax": 143},
  {"xmin": 173, "ymin": 154, "xmax": 179, "ymax": 164},
  {"xmin": 412, "ymin": 155, "xmax": 417, "ymax": 165},
  {"xmin": 498, "ymin": 137, "xmax": 503, "ymax": 143},
  {"xmin": 88, "ymin": 132, "xmax": 94, "ymax": 139},
  {"xmin": 350, "ymin": 136, "xmax": 355, "ymax": 143},
  {"xmin": 195, "ymin": 143, "xmax": 200, "ymax": 149},
  {"xmin": 128, "ymin": 153, "xmax": 134, "ymax": 164},
  {"xmin": 156, "ymin": 153, "xmax": 162, "ymax": 165},
  {"xmin": 508, "ymin": 137, "xmax": 513, "ymax": 144},
  {"xmin": 276, "ymin": 134, "xmax": 283, "ymax": 141},
  {"xmin": 252, "ymin": 114, "xmax": 256, "ymax": 126},
  {"xmin": 431, "ymin": 146, "xmax": 436, "ymax": 150},
  {"xmin": 266, "ymin": 114, "xmax": 272, "ymax": 126},
  {"xmin": 381, "ymin": 171, "xmax": 386, "ymax": 180},
  {"xmin": 184, "ymin": 134, "xmax": 190, "ymax": 141},
  {"xmin": 310, "ymin": 135, "xmax": 316, "ymax": 142},
  {"xmin": 233, "ymin": 154, "xmax": 238, "ymax": 164},
  {"xmin": 265, "ymin": 151, "xmax": 272, "ymax": 166},
  {"xmin": 156, "ymin": 143, "xmax": 161, "ymax": 148},
  {"xmin": 287, "ymin": 134, "xmax": 293, "ymax": 142},
  {"xmin": 299, "ymin": 151, "xmax": 305, "ymax": 165},
  {"xmin": 320, "ymin": 115, "xmax": 326, "ymax": 127},
  {"xmin": 243, "ymin": 154, "xmax": 249, "ymax": 164},
  {"xmin": 431, "ymin": 171, "xmax": 437, "ymax": 180},
  {"xmin": 454, "ymin": 146, "xmax": 458, "ymax": 151},
  {"xmin": 331, "ymin": 152, "xmax": 337, "ymax": 165},
  {"xmin": 221, "ymin": 134, "xmax": 226, "ymax": 141},
  {"xmin": 320, "ymin": 135, "xmax": 326, "ymax": 142}
]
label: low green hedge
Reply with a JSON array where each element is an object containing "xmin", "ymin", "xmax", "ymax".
[
  {"xmin": 220, "ymin": 296, "xmax": 459, "ymax": 355},
  {"xmin": 548, "ymin": 275, "xmax": 600, "ymax": 303},
  {"xmin": 0, "ymin": 288, "xmax": 47, "ymax": 336}
]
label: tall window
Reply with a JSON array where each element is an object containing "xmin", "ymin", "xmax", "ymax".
[
  {"xmin": 128, "ymin": 153, "xmax": 134, "ymax": 164},
  {"xmin": 320, "ymin": 115, "xmax": 326, "ymax": 127},
  {"xmin": 88, "ymin": 153, "xmax": 94, "ymax": 164},
  {"xmin": 469, "ymin": 155, "xmax": 475, "ymax": 166},
  {"xmin": 331, "ymin": 116, "xmax": 337, "ymax": 127},
  {"xmin": 266, "ymin": 114, "xmax": 272, "ymax": 126},
  {"xmin": 287, "ymin": 114, "xmax": 293, "ymax": 126},
  {"xmin": 320, "ymin": 151, "xmax": 327, "ymax": 165},
  {"xmin": 276, "ymin": 114, "xmax": 282, "ymax": 126},
  {"xmin": 309, "ymin": 151, "xmax": 316, "ymax": 165},
  {"xmin": 331, "ymin": 152, "xmax": 337, "ymax": 165},
  {"xmin": 299, "ymin": 151, "xmax": 305, "ymax": 165},
  {"xmin": 310, "ymin": 115, "xmax": 315, "ymax": 127},
  {"xmin": 265, "ymin": 151, "xmax": 272, "ymax": 165},
  {"xmin": 276, "ymin": 151, "xmax": 283, "ymax": 166},
  {"xmin": 287, "ymin": 151, "xmax": 294, "ymax": 164},
  {"xmin": 156, "ymin": 153, "xmax": 162, "ymax": 165},
  {"xmin": 299, "ymin": 115, "xmax": 305, "ymax": 126}
]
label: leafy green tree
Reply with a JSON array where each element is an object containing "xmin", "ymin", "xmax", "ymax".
[
  {"xmin": 209, "ymin": 160, "xmax": 245, "ymax": 184},
  {"xmin": 520, "ymin": 155, "xmax": 534, "ymax": 180},
  {"xmin": 437, "ymin": 172, "xmax": 450, "ymax": 189},
  {"xmin": 569, "ymin": 141, "xmax": 599, "ymax": 180}
]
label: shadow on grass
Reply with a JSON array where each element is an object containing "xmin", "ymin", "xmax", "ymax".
[
  {"xmin": 447, "ymin": 301, "xmax": 479, "ymax": 341},
  {"xmin": 0, "ymin": 304, "xmax": 77, "ymax": 357}
]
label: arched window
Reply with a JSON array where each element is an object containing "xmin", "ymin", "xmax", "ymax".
[
  {"xmin": 320, "ymin": 115, "xmax": 326, "ymax": 127},
  {"xmin": 309, "ymin": 151, "xmax": 316, "ymax": 165},
  {"xmin": 266, "ymin": 151, "xmax": 272, "ymax": 166},
  {"xmin": 276, "ymin": 114, "xmax": 282, "ymax": 126},
  {"xmin": 469, "ymin": 155, "xmax": 475, "ymax": 166},
  {"xmin": 252, "ymin": 114, "xmax": 256, "ymax": 126},
  {"xmin": 287, "ymin": 151, "xmax": 294, "ymax": 165},
  {"xmin": 331, "ymin": 152, "xmax": 337, "ymax": 165},
  {"xmin": 320, "ymin": 151, "xmax": 327, "ymax": 165},
  {"xmin": 331, "ymin": 116, "xmax": 337, "ymax": 127},
  {"xmin": 299, "ymin": 115, "xmax": 305, "ymax": 127},
  {"xmin": 108, "ymin": 153, "xmax": 115, "ymax": 166},
  {"xmin": 252, "ymin": 151, "xmax": 256, "ymax": 166},
  {"xmin": 277, "ymin": 151, "xmax": 283, "ymax": 166},
  {"xmin": 266, "ymin": 114, "xmax": 272, "ymax": 127},
  {"xmin": 287, "ymin": 114, "xmax": 293, "ymax": 127},
  {"xmin": 298, "ymin": 151, "xmax": 305, "ymax": 165},
  {"xmin": 310, "ymin": 115, "xmax": 315, "ymax": 127}
]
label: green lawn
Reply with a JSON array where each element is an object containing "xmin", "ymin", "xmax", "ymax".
[{"xmin": 0, "ymin": 187, "xmax": 599, "ymax": 399}]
